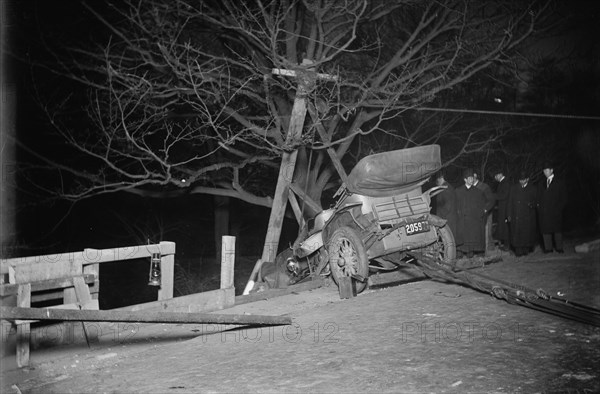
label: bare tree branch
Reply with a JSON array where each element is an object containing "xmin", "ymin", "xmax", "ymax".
[{"xmin": 19, "ymin": 0, "xmax": 552, "ymax": 208}]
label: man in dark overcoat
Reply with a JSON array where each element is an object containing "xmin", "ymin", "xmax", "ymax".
[
  {"xmin": 473, "ymin": 171, "xmax": 495, "ymax": 212},
  {"xmin": 507, "ymin": 172, "xmax": 537, "ymax": 256},
  {"xmin": 537, "ymin": 161, "xmax": 567, "ymax": 253},
  {"xmin": 455, "ymin": 168, "xmax": 487, "ymax": 257},
  {"xmin": 473, "ymin": 170, "xmax": 496, "ymax": 252},
  {"xmin": 493, "ymin": 168, "xmax": 511, "ymax": 251},
  {"xmin": 433, "ymin": 171, "xmax": 457, "ymax": 238}
]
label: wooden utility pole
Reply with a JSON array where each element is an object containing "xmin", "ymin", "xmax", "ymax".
[
  {"xmin": 243, "ymin": 60, "xmax": 336, "ymax": 294},
  {"xmin": 261, "ymin": 61, "xmax": 337, "ymax": 263}
]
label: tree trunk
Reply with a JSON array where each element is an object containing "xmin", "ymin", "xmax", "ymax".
[
  {"xmin": 214, "ymin": 196, "xmax": 230, "ymax": 262},
  {"xmin": 1, "ymin": 75, "xmax": 17, "ymax": 258}
]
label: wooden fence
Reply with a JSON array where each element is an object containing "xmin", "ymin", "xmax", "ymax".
[{"xmin": 0, "ymin": 238, "xmax": 237, "ymax": 367}]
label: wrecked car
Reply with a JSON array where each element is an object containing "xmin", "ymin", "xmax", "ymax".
[{"xmin": 260, "ymin": 144, "xmax": 456, "ymax": 294}]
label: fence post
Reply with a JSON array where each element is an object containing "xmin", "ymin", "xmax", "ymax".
[
  {"xmin": 220, "ymin": 236, "xmax": 235, "ymax": 289},
  {"xmin": 158, "ymin": 241, "xmax": 175, "ymax": 301}
]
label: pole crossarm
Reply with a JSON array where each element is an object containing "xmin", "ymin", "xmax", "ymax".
[{"xmin": 271, "ymin": 68, "xmax": 338, "ymax": 82}]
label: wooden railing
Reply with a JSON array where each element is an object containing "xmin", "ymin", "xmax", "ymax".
[
  {"xmin": 0, "ymin": 241, "xmax": 175, "ymax": 303},
  {"xmin": 1, "ymin": 238, "xmax": 240, "ymax": 367}
]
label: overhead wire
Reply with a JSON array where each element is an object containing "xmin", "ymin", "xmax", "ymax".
[{"xmin": 398, "ymin": 106, "xmax": 600, "ymax": 120}]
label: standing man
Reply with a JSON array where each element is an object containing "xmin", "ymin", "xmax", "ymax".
[
  {"xmin": 493, "ymin": 168, "xmax": 511, "ymax": 251},
  {"xmin": 507, "ymin": 171, "xmax": 537, "ymax": 256},
  {"xmin": 455, "ymin": 168, "xmax": 487, "ymax": 258},
  {"xmin": 538, "ymin": 161, "xmax": 567, "ymax": 253},
  {"xmin": 433, "ymin": 171, "xmax": 457, "ymax": 238},
  {"xmin": 474, "ymin": 170, "xmax": 496, "ymax": 252}
]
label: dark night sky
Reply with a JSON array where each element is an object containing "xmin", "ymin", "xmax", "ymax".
[{"xmin": 3, "ymin": 0, "xmax": 600, "ymax": 257}]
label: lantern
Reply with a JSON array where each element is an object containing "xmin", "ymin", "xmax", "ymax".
[{"xmin": 148, "ymin": 252, "xmax": 161, "ymax": 286}]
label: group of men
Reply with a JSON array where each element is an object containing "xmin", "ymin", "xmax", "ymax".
[{"xmin": 434, "ymin": 163, "xmax": 567, "ymax": 258}]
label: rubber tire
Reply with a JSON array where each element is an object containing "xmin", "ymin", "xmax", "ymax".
[
  {"xmin": 425, "ymin": 224, "xmax": 456, "ymax": 264},
  {"xmin": 327, "ymin": 226, "xmax": 369, "ymax": 294}
]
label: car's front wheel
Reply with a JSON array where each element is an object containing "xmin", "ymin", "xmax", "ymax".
[{"xmin": 327, "ymin": 226, "xmax": 369, "ymax": 294}]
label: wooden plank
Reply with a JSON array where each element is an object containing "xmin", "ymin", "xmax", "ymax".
[
  {"xmin": 287, "ymin": 192, "xmax": 305, "ymax": 227},
  {"xmin": 220, "ymin": 236, "xmax": 235, "ymax": 290},
  {"xmin": 288, "ymin": 183, "xmax": 323, "ymax": 215},
  {"xmin": 73, "ymin": 276, "xmax": 92, "ymax": 305},
  {"xmin": 157, "ymin": 248, "xmax": 174, "ymax": 301},
  {"xmin": 8, "ymin": 266, "xmax": 15, "ymax": 283},
  {"xmin": 0, "ymin": 275, "xmax": 95, "ymax": 296},
  {"xmin": 63, "ymin": 287, "xmax": 77, "ymax": 305},
  {"xmin": 47, "ymin": 300, "xmax": 99, "ymax": 310},
  {"xmin": 14, "ymin": 259, "xmax": 81, "ymax": 284},
  {"xmin": 307, "ymin": 103, "xmax": 348, "ymax": 182},
  {"xmin": 15, "ymin": 300, "xmax": 101, "ymax": 325},
  {"xmin": 83, "ymin": 263, "xmax": 99, "ymax": 300},
  {"xmin": 5, "ymin": 291, "xmax": 226, "ymax": 350},
  {"xmin": 115, "ymin": 288, "xmax": 235, "ymax": 313},
  {"xmin": 261, "ymin": 150, "xmax": 298, "ymax": 264},
  {"xmin": 1, "ymin": 242, "xmax": 176, "ymax": 274},
  {"xmin": 0, "ymin": 305, "xmax": 292, "ymax": 326},
  {"xmin": 16, "ymin": 284, "xmax": 31, "ymax": 368}
]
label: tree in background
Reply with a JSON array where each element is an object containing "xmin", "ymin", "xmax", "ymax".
[
  {"xmin": 18, "ymin": 0, "xmax": 552, "ymax": 206},
  {"xmin": 11, "ymin": 0, "xmax": 559, "ymax": 256}
]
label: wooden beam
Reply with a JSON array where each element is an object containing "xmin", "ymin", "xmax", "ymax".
[
  {"xmin": 157, "ymin": 247, "xmax": 174, "ymax": 301},
  {"xmin": 0, "ymin": 306, "xmax": 292, "ymax": 326},
  {"xmin": 289, "ymin": 182, "xmax": 322, "ymax": 214},
  {"xmin": 287, "ymin": 192, "xmax": 305, "ymax": 227},
  {"xmin": 307, "ymin": 103, "xmax": 347, "ymax": 182},
  {"xmin": 14, "ymin": 259, "xmax": 82, "ymax": 284},
  {"xmin": 220, "ymin": 236, "xmax": 235, "ymax": 290},
  {"xmin": 0, "ymin": 274, "xmax": 95, "ymax": 296},
  {"xmin": 16, "ymin": 284, "xmax": 31, "ymax": 368},
  {"xmin": 261, "ymin": 151, "xmax": 300, "ymax": 263}
]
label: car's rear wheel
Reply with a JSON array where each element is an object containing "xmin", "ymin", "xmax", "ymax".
[
  {"xmin": 327, "ymin": 226, "xmax": 369, "ymax": 294},
  {"xmin": 422, "ymin": 224, "xmax": 456, "ymax": 265}
]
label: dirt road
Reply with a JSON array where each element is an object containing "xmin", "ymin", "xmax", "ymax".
[{"xmin": 2, "ymin": 248, "xmax": 599, "ymax": 393}]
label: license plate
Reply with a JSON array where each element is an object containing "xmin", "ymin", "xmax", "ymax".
[{"xmin": 405, "ymin": 220, "xmax": 429, "ymax": 235}]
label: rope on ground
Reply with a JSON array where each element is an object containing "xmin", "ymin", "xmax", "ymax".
[{"xmin": 410, "ymin": 254, "xmax": 600, "ymax": 327}]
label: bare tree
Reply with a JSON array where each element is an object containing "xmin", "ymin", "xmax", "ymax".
[{"xmin": 22, "ymin": 0, "xmax": 552, "ymax": 211}]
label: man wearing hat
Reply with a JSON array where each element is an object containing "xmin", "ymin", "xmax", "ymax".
[
  {"xmin": 507, "ymin": 171, "xmax": 537, "ymax": 256},
  {"xmin": 492, "ymin": 168, "xmax": 511, "ymax": 251},
  {"xmin": 455, "ymin": 168, "xmax": 488, "ymax": 257},
  {"xmin": 537, "ymin": 161, "xmax": 567, "ymax": 253}
]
